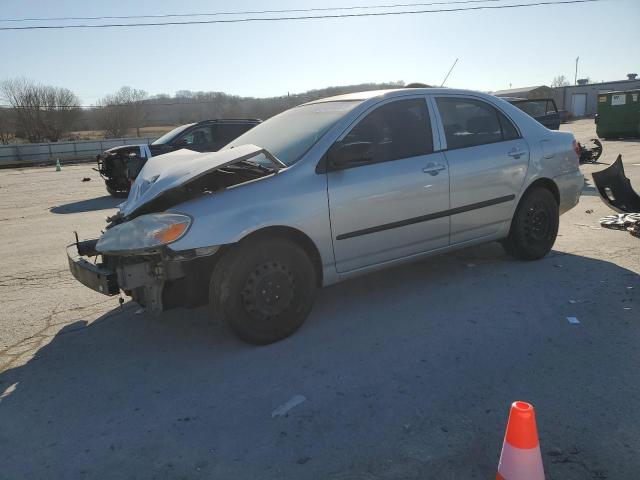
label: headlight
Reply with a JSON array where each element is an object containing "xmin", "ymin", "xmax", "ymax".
[{"xmin": 96, "ymin": 213, "xmax": 191, "ymax": 254}]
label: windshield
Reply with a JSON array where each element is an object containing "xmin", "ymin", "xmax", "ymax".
[
  {"xmin": 151, "ymin": 123, "xmax": 196, "ymax": 145},
  {"xmin": 225, "ymin": 101, "xmax": 362, "ymax": 166}
]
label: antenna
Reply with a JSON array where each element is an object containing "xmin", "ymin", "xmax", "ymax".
[{"xmin": 441, "ymin": 58, "xmax": 459, "ymax": 87}]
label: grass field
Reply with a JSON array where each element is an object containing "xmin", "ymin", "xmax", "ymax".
[{"xmin": 67, "ymin": 125, "xmax": 177, "ymax": 141}]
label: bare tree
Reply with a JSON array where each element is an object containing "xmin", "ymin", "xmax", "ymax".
[
  {"xmin": 97, "ymin": 86, "xmax": 148, "ymax": 138},
  {"xmin": 0, "ymin": 78, "xmax": 81, "ymax": 142},
  {"xmin": 0, "ymin": 108, "xmax": 15, "ymax": 144},
  {"xmin": 551, "ymin": 75, "xmax": 570, "ymax": 88}
]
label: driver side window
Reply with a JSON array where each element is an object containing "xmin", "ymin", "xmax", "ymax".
[
  {"xmin": 342, "ymin": 98, "xmax": 433, "ymax": 165},
  {"xmin": 178, "ymin": 126, "xmax": 213, "ymax": 146}
]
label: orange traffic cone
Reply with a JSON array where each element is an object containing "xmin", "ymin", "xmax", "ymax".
[{"xmin": 496, "ymin": 401, "xmax": 545, "ymax": 480}]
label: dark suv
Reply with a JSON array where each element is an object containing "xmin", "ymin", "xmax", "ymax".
[
  {"xmin": 97, "ymin": 119, "xmax": 261, "ymax": 197},
  {"xmin": 503, "ymin": 97, "xmax": 561, "ymax": 130}
]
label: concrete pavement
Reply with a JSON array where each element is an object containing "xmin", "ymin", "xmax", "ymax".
[{"xmin": 0, "ymin": 119, "xmax": 638, "ymax": 479}]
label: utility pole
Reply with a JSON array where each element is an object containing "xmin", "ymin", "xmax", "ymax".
[{"xmin": 574, "ymin": 56, "xmax": 579, "ymax": 85}]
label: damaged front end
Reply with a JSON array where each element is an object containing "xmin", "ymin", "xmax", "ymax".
[
  {"xmin": 96, "ymin": 145, "xmax": 152, "ymax": 197},
  {"xmin": 69, "ymin": 144, "xmax": 284, "ymax": 314},
  {"xmin": 67, "ymin": 237, "xmax": 219, "ymax": 315}
]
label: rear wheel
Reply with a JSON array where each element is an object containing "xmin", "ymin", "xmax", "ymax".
[
  {"xmin": 209, "ymin": 236, "xmax": 317, "ymax": 345},
  {"xmin": 501, "ymin": 187, "xmax": 559, "ymax": 260}
]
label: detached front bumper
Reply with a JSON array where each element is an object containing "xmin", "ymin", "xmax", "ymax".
[{"xmin": 67, "ymin": 244, "xmax": 119, "ymax": 295}]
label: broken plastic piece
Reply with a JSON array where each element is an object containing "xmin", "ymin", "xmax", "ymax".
[
  {"xmin": 592, "ymin": 155, "xmax": 640, "ymax": 213},
  {"xmin": 566, "ymin": 317, "xmax": 580, "ymax": 325}
]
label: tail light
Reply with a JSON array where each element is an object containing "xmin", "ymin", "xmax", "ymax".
[{"xmin": 572, "ymin": 139, "xmax": 581, "ymax": 157}]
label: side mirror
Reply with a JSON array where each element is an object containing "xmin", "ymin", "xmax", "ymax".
[
  {"xmin": 175, "ymin": 138, "xmax": 189, "ymax": 147},
  {"xmin": 328, "ymin": 141, "xmax": 374, "ymax": 170}
]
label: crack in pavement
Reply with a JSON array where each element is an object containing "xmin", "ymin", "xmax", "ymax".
[{"xmin": 0, "ymin": 298, "xmax": 128, "ymax": 372}]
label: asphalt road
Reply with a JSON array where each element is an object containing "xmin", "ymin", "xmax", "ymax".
[{"xmin": 0, "ymin": 119, "xmax": 638, "ymax": 479}]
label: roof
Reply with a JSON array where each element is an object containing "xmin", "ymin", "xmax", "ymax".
[
  {"xmin": 597, "ymin": 88, "xmax": 640, "ymax": 95},
  {"xmin": 492, "ymin": 86, "xmax": 551, "ymax": 97},
  {"xmin": 197, "ymin": 118, "xmax": 262, "ymax": 124},
  {"xmin": 304, "ymin": 87, "xmax": 482, "ymax": 105}
]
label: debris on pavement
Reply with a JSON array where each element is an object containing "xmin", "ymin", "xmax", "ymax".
[
  {"xmin": 592, "ymin": 155, "xmax": 640, "ymax": 213},
  {"xmin": 567, "ymin": 316, "xmax": 580, "ymax": 325},
  {"xmin": 577, "ymin": 138, "xmax": 603, "ymax": 164},
  {"xmin": 82, "ymin": 177, "xmax": 91, "ymax": 182},
  {"xmin": 272, "ymin": 394, "xmax": 306, "ymax": 418},
  {"xmin": 599, "ymin": 213, "xmax": 640, "ymax": 230}
]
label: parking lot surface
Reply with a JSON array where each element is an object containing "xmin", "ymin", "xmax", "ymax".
[{"xmin": 0, "ymin": 119, "xmax": 638, "ymax": 479}]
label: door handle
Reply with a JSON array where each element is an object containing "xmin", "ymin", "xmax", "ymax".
[
  {"xmin": 422, "ymin": 162, "xmax": 446, "ymax": 176},
  {"xmin": 508, "ymin": 148, "xmax": 525, "ymax": 159}
]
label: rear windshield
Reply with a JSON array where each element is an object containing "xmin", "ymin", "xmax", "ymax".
[{"xmin": 226, "ymin": 101, "xmax": 362, "ymax": 166}]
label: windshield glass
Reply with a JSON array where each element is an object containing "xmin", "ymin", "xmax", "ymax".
[
  {"xmin": 225, "ymin": 101, "xmax": 362, "ymax": 165},
  {"xmin": 151, "ymin": 123, "xmax": 196, "ymax": 145}
]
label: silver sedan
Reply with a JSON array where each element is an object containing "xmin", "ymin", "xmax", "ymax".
[{"xmin": 68, "ymin": 88, "xmax": 584, "ymax": 344}]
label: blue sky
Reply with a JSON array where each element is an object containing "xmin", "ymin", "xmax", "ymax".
[{"xmin": 1, "ymin": 0, "xmax": 638, "ymax": 104}]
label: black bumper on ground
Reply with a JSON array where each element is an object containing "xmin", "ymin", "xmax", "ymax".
[{"xmin": 67, "ymin": 244, "xmax": 119, "ymax": 296}]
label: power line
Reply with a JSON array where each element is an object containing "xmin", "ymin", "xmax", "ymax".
[
  {"xmin": 0, "ymin": 0, "xmax": 600, "ymax": 31},
  {"xmin": 0, "ymin": 1, "xmax": 505, "ymax": 22}
]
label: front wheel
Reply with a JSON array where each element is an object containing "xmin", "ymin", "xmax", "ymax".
[
  {"xmin": 209, "ymin": 236, "xmax": 317, "ymax": 345},
  {"xmin": 105, "ymin": 179, "xmax": 130, "ymax": 198},
  {"xmin": 501, "ymin": 187, "xmax": 559, "ymax": 260}
]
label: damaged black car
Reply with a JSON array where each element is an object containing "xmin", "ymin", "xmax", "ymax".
[{"xmin": 96, "ymin": 118, "xmax": 261, "ymax": 197}]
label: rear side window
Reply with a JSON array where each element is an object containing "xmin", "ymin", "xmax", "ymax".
[
  {"xmin": 342, "ymin": 98, "xmax": 433, "ymax": 164},
  {"xmin": 436, "ymin": 97, "xmax": 519, "ymax": 149},
  {"xmin": 497, "ymin": 110, "xmax": 519, "ymax": 140}
]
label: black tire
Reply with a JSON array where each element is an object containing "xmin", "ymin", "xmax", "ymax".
[
  {"xmin": 209, "ymin": 236, "xmax": 317, "ymax": 345},
  {"xmin": 105, "ymin": 179, "xmax": 130, "ymax": 198},
  {"xmin": 501, "ymin": 187, "xmax": 559, "ymax": 260}
]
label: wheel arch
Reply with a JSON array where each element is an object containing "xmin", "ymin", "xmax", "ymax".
[
  {"xmin": 523, "ymin": 177, "xmax": 560, "ymax": 205},
  {"xmin": 241, "ymin": 226, "xmax": 324, "ymax": 287}
]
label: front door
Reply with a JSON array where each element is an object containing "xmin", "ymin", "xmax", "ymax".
[
  {"xmin": 434, "ymin": 96, "xmax": 529, "ymax": 244},
  {"xmin": 326, "ymin": 97, "xmax": 450, "ymax": 273}
]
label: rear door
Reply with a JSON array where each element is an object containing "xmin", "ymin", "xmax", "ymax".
[
  {"xmin": 326, "ymin": 97, "xmax": 450, "ymax": 273},
  {"xmin": 433, "ymin": 95, "xmax": 529, "ymax": 244}
]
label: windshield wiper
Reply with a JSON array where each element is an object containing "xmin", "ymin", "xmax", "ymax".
[{"xmin": 233, "ymin": 160, "xmax": 277, "ymax": 173}]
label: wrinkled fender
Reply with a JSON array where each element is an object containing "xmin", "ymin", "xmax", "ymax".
[{"xmin": 165, "ymin": 164, "xmax": 337, "ymax": 282}]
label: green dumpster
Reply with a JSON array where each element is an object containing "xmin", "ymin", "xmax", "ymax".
[{"xmin": 596, "ymin": 89, "xmax": 640, "ymax": 139}]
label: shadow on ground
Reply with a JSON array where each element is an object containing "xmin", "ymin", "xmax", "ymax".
[
  {"xmin": 50, "ymin": 195, "xmax": 121, "ymax": 214},
  {"xmin": 0, "ymin": 244, "xmax": 638, "ymax": 479}
]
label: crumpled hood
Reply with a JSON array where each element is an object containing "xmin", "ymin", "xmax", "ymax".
[{"xmin": 119, "ymin": 144, "xmax": 266, "ymax": 217}]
